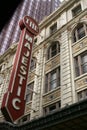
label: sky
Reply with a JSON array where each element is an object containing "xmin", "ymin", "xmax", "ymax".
[
  {"xmin": 0, "ymin": 0, "xmax": 22, "ymax": 32},
  {"xmin": 0, "ymin": 0, "xmax": 64, "ymax": 32}
]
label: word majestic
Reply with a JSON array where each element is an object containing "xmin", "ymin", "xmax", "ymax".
[
  {"xmin": 12, "ymin": 33, "xmax": 33, "ymax": 110},
  {"xmin": 1, "ymin": 16, "xmax": 39, "ymax": 122}
]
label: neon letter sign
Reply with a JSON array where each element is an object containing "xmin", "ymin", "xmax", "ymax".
[{"xmin": 1, "ymin": 16, "xmax": 39, "ymax": 122}]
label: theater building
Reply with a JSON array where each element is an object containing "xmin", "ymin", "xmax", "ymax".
[{"xmin": 0, "ymin": 0, "xmax": 87, "ymax": 129}]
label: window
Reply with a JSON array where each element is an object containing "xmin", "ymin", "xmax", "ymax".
[
  {"xmin": 78, "ymin": 89, "xmax": 87, "ymax": 101},
  {"xmin": 0, "ymin": 65, "xmax": 2, "ymax": 71},
  {"xmin": 47, "ymin": 42, "xmax": 60, "ymax": 60},
  {"xmin": 43, "ymin": 101, "xmax": 61, "ymax": 115},
  {"xmin": 45, "ymin": 67, "xmax": 60, "ymax": 93},
  {"xmin": 50, "ymin": 23, "xmax": 57, "ymax": 35},
  {"xmin": 26, "ymin": 82, "xmax": 34, "ymax": 102},
  {"xmin": 81, "ymin": 53, "xmax": 87, "ymax": 73},
  {"xmin": 72, "ymin": 4, "xmax": 82, "ymax": 17},
  {"xmin": 18, "ymin": 114, "xmax": 30, "ymax": 124},
  {"xmin": 34, "ymin": 38, "xmax": 37, "ymax": 43},
  {"xmin": 30, "ymin": 58, "xmax": 36, "ymax": 71},
  {"xmin": 73, "ymin": 23, "xmax": 87, "ymax": 43},
  {"xmin": 74, "ymin": 51, "xmax": 87, "ymax": 77}
]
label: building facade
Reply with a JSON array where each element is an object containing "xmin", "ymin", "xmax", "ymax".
[
  {"xmin": 0, "ymin": 0, "xmax": 87, "ymax": 129},
  {"xmin": 0, "ymin": 0, "xmax": 61, "ymax": 55}
]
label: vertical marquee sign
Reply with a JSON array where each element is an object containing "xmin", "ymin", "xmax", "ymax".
[{"xmin": 1, "ymin": 16, "xmax": 39, "ymax": 122}]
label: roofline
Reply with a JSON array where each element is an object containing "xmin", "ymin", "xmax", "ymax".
[{"xmin": 39, "ymin": 0, "xmax": 80, "ymax": 29}]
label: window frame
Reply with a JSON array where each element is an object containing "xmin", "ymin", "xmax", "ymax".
[
  {"xmin": 78, "ymin": 89, "xmax": 87, "ymax": 101},
  {"xmin": 26, "ymin": 82, "xmax": 34, "ymax": 103},
  {"xmin": 43, "ymin": 101, "xmax": 61, "ymax": 116},
  {"xmin": 47, "ymin": 41, "xmax": 60, "ymax": 60},
  {"xmin": 30, "ymin": 58, "xmax": 36, "ymax": 71},
  {"xmin": 18, "ymin": 114, "xmax": 30, "ymax": 124},
  {"xmin": 73, "ymin": 23, "xmax": 87, "ymax": 43},
  {"xmin": 50, "ymin": 23, "xmax": 57, "ymax": 35},
  {"xmin": 72, "ymin": 4, "xmax": 82, "ymax": 17},
  {"xmin": 45, "ymin": 67, "xmax": 60, "ymax": 93},
  {"xmin": 74, "ymin": 51, "xmax": 87, "ymax": 77}
]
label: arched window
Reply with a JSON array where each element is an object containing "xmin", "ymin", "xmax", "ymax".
[
  {"xmin": 73, "ymin": 23, "xmax": 87, "ymax": 43},
  {"xmin": 47, "ymin": 41, "xmax": 60, "ymax": 60}
]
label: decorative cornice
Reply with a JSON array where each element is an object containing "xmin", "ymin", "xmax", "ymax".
[{"xmin": 33, "ymin": 8, "xmax": 87, "ymax": 53}]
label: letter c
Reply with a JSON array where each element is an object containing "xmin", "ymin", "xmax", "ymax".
[{"xmin": 12, "ymin": 98, "xmax": 21, "ymax": 110}]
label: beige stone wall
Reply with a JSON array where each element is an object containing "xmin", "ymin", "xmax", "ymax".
[
  {"xmin": 72, "ymin": 36, "xmax": 87, "ymax": 56},
  {"xmin": 60, "ymin": 30, "xmax": 73, "ymax": 107},
  {"xmin": 42, "ymin": 88, "xmax": 61, "ymax": 106},
  {"xmin": 45, "ymin": 54, "xmax": 60, "ymax": 73}
]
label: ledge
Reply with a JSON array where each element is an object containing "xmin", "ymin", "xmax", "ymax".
[{"xmin": 0, "ymin": 99, "xmax": 87, "ymax": 130}]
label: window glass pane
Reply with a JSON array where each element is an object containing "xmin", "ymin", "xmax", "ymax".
[
  {"xmin": 47, "ymin": 42, "xmax": 60, "ymax": 60},
  {"xmin": 43, "ymin": 101, "xmax": 61, "ymax": 115},
  {"xmin": 75, "ymin": 52, "xmax": 87, "ymax": 77},
  {"xmin": 77, "ymin": 25, "xmax": 85, "ymax": 39},
  {"xmin": 26, "ymin": 82, "xmax": 34, "ymax": 102},
  {"xmin": 49, "ymin": 105, "xmax": 56, "ymax": 112},
  {"xmin": 51, "ymin": 44, "xmax": 57, "ymax": 57},
  {"xmin": 22, "ymin": 116, "xmax": 27, "ymax": 122},
  {"xmin": 50, "ymin": 23, "xmax": 57, "ymax": 34},
  {"xmin": 81, "ymin": 53, "xmax": 87, "ymax": 73},
  {"xmin": 85, "ymin": 90, "xmax": 87, "ymax": 98},
  {"xmin": 50, "ymin": 70, "xmax": 57, "ymax": 90},
  {"xmin": 78, "ymin": 89, "xmax": 87, "ymax": 101},
  {"xmin": 72, "ymin": 4, "xmax": 82, "ymax": 17},
  {"xmin": 73, "ymin": 23, "xmax": 86, "ymax": 43},
  {"xmin": 58, "ymin": 101, "xmax": 61, "ymax": 108},
  {"xmin": 30, "ymin": 59, "xmax": 36, "ymax": 71},
  {"xmin": 57, "ymin": 67, "xmax": 60, "ymax": 86},
  {"xmin": 81, "ymin": 54, "xmax": 87, "ymax": 63},
  {"xmin": 20, "ymin": 114, "xmax": 30, "ymax": 124},
  {"xmin": 82, "ymin": 63, "xmax": 87, "ymax": 73},
  {"xmin": 45, "ymin": 75, "xmax": 48, "ymax": 93},
  {"xmin": 73, "ymin": 31, "xmax": 76, "ymax": 42},
  {"xmin": 74, "ymin": 57, "xmax": 80, "ymax": 77},
  {"xmin": 45, "ymin": 67, "xmax": 60, "ymax": 93},
  {"xmin": 78, "ymin": 91, "xmax": 83, "ymax": 101}
]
